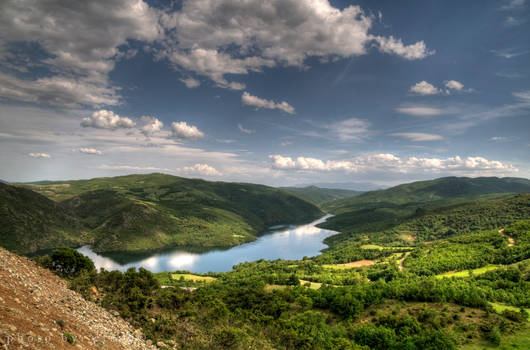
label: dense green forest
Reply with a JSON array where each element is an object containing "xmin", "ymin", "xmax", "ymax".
[
  {"xmin": 1, "ymin": 174, "xmax": 322, "ymax": 254},
  {"xmin": 25, "ymin": 176, "xmax": 530, "ymax": 349}
]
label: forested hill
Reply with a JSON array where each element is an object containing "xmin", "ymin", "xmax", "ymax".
[
  {"xmin": 3, "ymin": 174, "xmax": 322, "ymax": 254},
  {"xmin": 0, "ymin": 183, "xmax": 85, "ymax": 254},
  {"xmin": 280, "ymin": 186, "xmax": 362, "ymax": 206},
  {"xmin": 324, "ymin": 176, "xmax": 530, "ymax": 214}
]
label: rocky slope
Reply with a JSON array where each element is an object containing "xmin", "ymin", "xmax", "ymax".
[{"xmin": 0, "ymin": 247, "xmax": 154, "ymax": 349}]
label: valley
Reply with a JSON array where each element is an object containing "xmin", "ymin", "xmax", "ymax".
[{"xmin": 1, "ymin": 175, "xmax": 530, "ymax": 349}]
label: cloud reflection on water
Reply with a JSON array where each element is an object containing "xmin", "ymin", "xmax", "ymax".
[{"xmin": 77, "ymin": 215, "xmax": 337, "ymax": 273}]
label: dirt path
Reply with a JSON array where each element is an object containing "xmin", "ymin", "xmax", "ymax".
[
  {"xmin": 397, "ymin": 252, "xmax": 411, "ymax": 271},
  {"xmin": 498, "ymin": 228, "xmax": 515, "ymax": 247}
]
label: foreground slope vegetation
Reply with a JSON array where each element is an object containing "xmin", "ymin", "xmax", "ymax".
[
  {"xmin": 28, "ymin": 177, "xmax": 530, "ymax": 349},
  {"xmin": 2, "ymin": 174, "xmax": 322, "ymax": 254}
]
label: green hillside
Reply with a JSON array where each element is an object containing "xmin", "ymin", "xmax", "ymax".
[
  {"xmin": 0, "ymin": 183, "xmax": 87, "ymax": 254},
  {"xmin": 8, "ymin": 174, "xmax": 322, "ymax": 254},
  {"xmin": 43, "ymin": 193, "xmax": 530, "ymax": 350},
  {"xmin": 280, "ymin": 186, "xmax": 362, "ymax": 206},
  {"xmin": 319, "ymin": 177, "xmax": 530, "ymax": 241},
  {"xmin": 324, "ymin": 177, "xmax": 530, "ymax": 214}
]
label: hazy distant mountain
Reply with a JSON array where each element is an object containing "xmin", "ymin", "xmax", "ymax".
[
  {"xmin": 293, "ymin": 182, "xmax": 384, "ymax": 191},
  {"xmin": 280, "ymin": 186, "xmax": 362, "ymax": 206}
]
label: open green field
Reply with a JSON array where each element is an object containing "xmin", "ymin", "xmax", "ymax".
[
  {"xmin": 489, "ymin": 302, "xmax": 530, "ymax": 321},
  {"xmin": 171, "ymin": 273, "xmax": 217, "ymax": 283},
  {"xmin": 435, "ymin": 265, "xmax": 501, "ymax": 278}
]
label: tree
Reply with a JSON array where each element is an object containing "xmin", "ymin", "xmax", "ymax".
[{"xmin": 50, "ymin": 248, "xmax": 95, "ymax": 277}]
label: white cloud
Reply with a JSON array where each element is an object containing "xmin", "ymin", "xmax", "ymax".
[
  {"xmin": 241, "ymin": 92, "xmax": 295, "ymax": 114},
  {"xmin": 409, "ymin": 80, "xmax": 470, "ymax": 96},
  {"xmin": 513, "ymin": 90, "xmax": 530, "ymax": 101},
  {"xmin": 170, "ymin": 121, "xmax": 204, "ymax": 140},
  {"xmin": 491, "ymin": 49, "xmax": 528, "ymax": 59},
  {"xmin": 159, "ymin": 0, "xmax": 433, "ymax": 88},
  {"xmin": 390, "ymin": 133, "xmax": 444, "ymax": 141},
  {"xmin": 269, "ymin": 154, "xmax": 517, "ymax": 175},
  {"xmin": 410, "ymin": 81, "xmax": 441, "ymax": 95},
  {"xmin": 0, "ymin": 73, "xmax": 120, "ymax": 108},
  {"xmin": 444, "ymin": 80, "xmax": 464, "ymax": 91},
  {"xmin": 29, "ymin": 152, "xmax": 51, "ymax": 158},
  {"xmin": 179, "ymin": 163, "xmax": 222, "ymax": 176},
  {"xmin": 396, "ymin": 106, "xmax": 446, "ymax": 117},
  {"xmin": 81, "ymin": 110, "xmax": 136, "ymax": 130},
  {"xmin": 0, "ymin": 0, "xmax": 162, "ymax": 108},
  {"xmin": 373, "ymin": 36, "xmax": 434, "ymax": 60},
  {"xmin": 180, "ymin": 77, "xmax": 201, "ymax": 88},
  {"xmin": 73, "ymin": 148, "xmax": 103, "ymax": 155},
  {"xmin": 238, "ymin": 123, "xmax": 255, "ymax": 134},
  {"xmin": 140, "ymin": 116, "xmax": 163, "ymax": 137},
  {"xmin": 325, "ymin": 118, "xmax": 371, "ymax": 142}
]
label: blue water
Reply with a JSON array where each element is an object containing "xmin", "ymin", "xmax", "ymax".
[{"xmin": 77, "ymin": 215, "xmax": 337, "ymax": 273}]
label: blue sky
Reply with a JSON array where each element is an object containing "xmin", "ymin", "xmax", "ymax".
[{"xmin": 0, "ymin": 0, "xmax": 529, "ymax": 186}]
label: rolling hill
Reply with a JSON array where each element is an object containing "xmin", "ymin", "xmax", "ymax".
[
  {"xmin": 319, "ymin": 177, "xmax": 530, "ymax": 245},
  {"xmin": 4, "ymin": 174, "xmax": 322, "ymax": 254},
  {"xmin": 324, "ymin": 176, "xmax": 530, "ymax": 214},
  {"xmin": 279, "ymin": 186, "xmax": 362, "ymax": 206},
  {"xmin": 0, "ymin": 182, "xmax": 87, "ymax": 254}
]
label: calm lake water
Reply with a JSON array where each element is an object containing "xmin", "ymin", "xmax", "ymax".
[{"xmin": 77, "ymin": 215, "xmax": 337, "ymax": 273}]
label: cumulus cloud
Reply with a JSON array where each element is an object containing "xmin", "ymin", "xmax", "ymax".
[
  {"xmin": 241, "ymin": 92, "xmax": 295, "ymax": 114},
  {"xmin": 0, "ymin": 0, "xmax": 162, "ymax": 107},
  {"xmin": 373, "ymin": 36, "xmax": 434, "ymax": 60},
  {"xmin": 390, "ymin": 133, "xmax": 444, "ymax": 141},
  {"xmin": 81, "ymin": 110, "xmax": 136, "ymax": 130},
  {"xmin": 179, "ymin": 163, "xmax": 222, "ymax": 176},
  {"xmin": 238, "ymin": 123, "xmax": 255, "ymax": 134},
  {"xmin": 180, "ymin": 77, "xmax": 201, "ymax": 88},
  {"xmin": 159, "ymin": 0, "xmax": 434, "ymax": 88},
  {"xmin": 396, "ymin": 106, "xmax": 446, "ymax": 117},
  {"xmin": 171, "ymin": 121, "xmax": 204, "ymax": 140},
  {"xmin": 409, "ymin": 80, "xmax": 469, "ymax": 96},
  {"xmin": 410, "ymin": 81, "xmax": 441, "ymax": 95},
  {"xmin": 29, "ymin": 152, "xmax": 51, "ymax": 158},
  {"xmin": 444, "ymin": 80, "xmax": 464, "ymax": 91},
  {"xmin": 140, "ymin": 116, "xmax": 163, "ymax": 137},
  {"xmin": 269, "ymin": 154, "xmax": 517, "ymax": 175},
  {"xmin": 73, "ymin": 148, "xmax": 103, "ymax": 155}
]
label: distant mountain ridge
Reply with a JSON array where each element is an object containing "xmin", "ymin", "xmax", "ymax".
[
  {"xmin": 2, "ymin": 173, "xmax": 322, "ymax": 255},
  {"xmin": 325, "ymin": 176, "xmax": 530, "ymax": 214},
  {"xmin": 280, "ymin": 186, "xmax": 362, "ymax": 206},
  {"xmin": 292, "ymin": 181, "xmax": 383, "ymax": 191}
]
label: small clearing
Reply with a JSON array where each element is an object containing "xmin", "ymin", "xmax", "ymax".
[
  {"xmin": 299, "ymin": 280, "xmax": 322, "ymax": 289},
  {"xmin": 435, "ymin": 265, "xmax": 500, "ymax": 279},
  {"xmin": 171, "ymin": 274, "xmax": 216, "ymax": 283},
  {"xmin": 399, "ymin": 234, "xmax": 416, "ymax": 242},
  {"xmin": 324, "ymin": 260, "xmax": 375, "ymax": 269}
]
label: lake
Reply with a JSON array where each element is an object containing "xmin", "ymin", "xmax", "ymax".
[{"xmin": 76, "ymin": 215, "xmax": 337, "ymax": 273}]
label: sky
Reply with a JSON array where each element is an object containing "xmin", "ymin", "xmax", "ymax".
[{"xmin": 0, "ymin": 0, "xmax": 529, "ymax": 187}]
